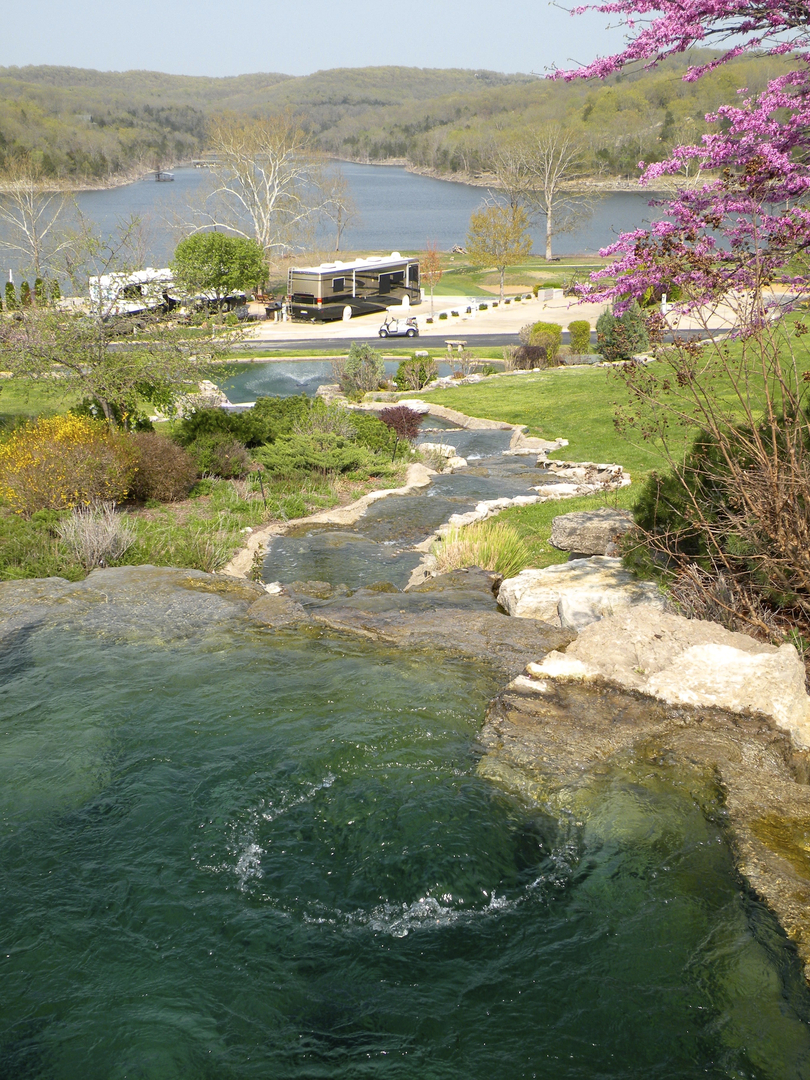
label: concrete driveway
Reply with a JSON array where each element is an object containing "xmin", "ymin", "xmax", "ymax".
[{"xmin": 240, "ymin": 290, "xmax": 609, "ymax": 348}]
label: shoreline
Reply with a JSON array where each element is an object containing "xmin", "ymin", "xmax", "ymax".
[
  {"xmin": 330, "ymin": 155, "xmax": 680, "ymax": 196},
  {"xmin": 12, "ymin": 157, "xmax": 687, "ymax": 198}
]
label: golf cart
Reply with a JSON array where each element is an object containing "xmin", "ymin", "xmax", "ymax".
[{"xmin": 379, "ymin": 316, "xmax": 419, "ymax": 338}]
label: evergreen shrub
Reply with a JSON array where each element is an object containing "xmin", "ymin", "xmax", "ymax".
[
  {"xmin": 568, "ymin": 320, "xmax": 591, "ymax": 353},
  {"xmin": 596, "ymin": 302, "xmax": 650, "ymax": 361},
  {"xmin": 254, "ymin": 432, "xmax": 391, "ymax": 479}
]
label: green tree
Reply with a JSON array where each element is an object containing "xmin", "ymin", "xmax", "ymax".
[
  {"xmin": 466, "ymin": 204, "xmax": 532, "ymax": 302},
  {"xmin": 5, "ymin": 281, "xmax": 17, "ymax": 311},
  {"xmin": 20, "ymin": 281, "xmax": 31, "ymax": 307},
  {"xmin": 171, "ymin": 232, "xmax": 267, "ymax": 311}
]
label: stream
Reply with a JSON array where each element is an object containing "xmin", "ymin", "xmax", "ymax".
[
  {"xmin": 261, "ymin": 421, "xmax": 536, "ymax": 591},
  {"xmin": 2, "ymin": 424, "xmax": 810, "ymax": 1078}
]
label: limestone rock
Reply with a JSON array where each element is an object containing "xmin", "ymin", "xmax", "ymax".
[
  {"xmin": 498, "ymin": 557, "xmax": 665, "ymax": 629},
  {"xmin": 476, "ymin": 671, "xmax": 810, "ymax": 980},
  {"xmin": 527, "ymin": 608, "xmax": 810, "ymax": 748},
  {"xmin": 246, "ymin": 593, "xmax": 310, "ymax": 628},
  {"xmin": 419, "ymin": 442, "xmax": 457, "ymax": 458},
  {"xmin": 550, "ymin": 507, "xmax": 635, "ymax": 556}
]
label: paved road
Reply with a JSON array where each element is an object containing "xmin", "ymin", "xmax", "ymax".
[
  {"xmin": 233, "ymin": 327, "xmax": 721, "ymax": 354},
  {"xmin": 234, "ymin": 333, "xmax": 520, "ymax": 352}
]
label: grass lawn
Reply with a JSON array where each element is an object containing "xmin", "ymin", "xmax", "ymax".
[
  {"xmin": 410, "ymin": 366, "xmax": 671, "ymax": 479},
  {"xmin": 0, "ymin": 378, "xmax": 81, "ymax": 426}
]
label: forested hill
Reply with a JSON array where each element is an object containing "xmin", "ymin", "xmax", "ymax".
[{"xmin": 0, "ymin": 55, "xmax": 793, "ymax": 183}]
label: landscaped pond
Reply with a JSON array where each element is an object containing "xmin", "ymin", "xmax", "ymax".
[{"xmin": 2, "ymin": 568, "xmax": 810, "ymax": 1079}]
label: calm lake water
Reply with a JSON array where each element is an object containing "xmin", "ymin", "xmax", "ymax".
[
  {"xmin": 3, "ymin": 588, "xmax": 810, "ymax": 1078},
  {"xmin": 0, "ymin": 163, "xmax": 663, "ymax": 282}
]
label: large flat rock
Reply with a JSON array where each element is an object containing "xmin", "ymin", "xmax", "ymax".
[
  {"xmin": 498, "ymin": 556, "xmax": 666, "ymax": 630},
  {"xmin": 528, "ymin": 608, "xmax": 810, "ymax": 748},
  {"xmin": 549, "ymin": 507, "xmax": 635, "ymax": 555},
  {"xmin": 478, "ymin": 672, "xmax": 810, "ymax": 982}
]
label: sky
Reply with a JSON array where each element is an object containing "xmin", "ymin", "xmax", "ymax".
[{"xmin": 2, "ymin": 0, "xmax": 627, "ymax": 78}]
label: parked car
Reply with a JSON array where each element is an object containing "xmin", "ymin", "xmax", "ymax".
[{"xmin": 379, "ymin": 316, "xmax": 419, "ymax": 338}]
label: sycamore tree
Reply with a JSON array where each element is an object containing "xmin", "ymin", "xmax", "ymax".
[
  {"xmin": 564, "ymin": 0, "xmax": 810, "ymax": 632},
  {"xmin": 0, "ymin": 155, "xmax": 76, "ymax": 281},
  {"xmin": 171, "ymin": 232, "xmax": 267, "ymax": 311},
  {"xmin": 466, "ymin": 203, "xmax": 532, "ymax": 302},
  {"xmin": 184, "ymin": 113, "xmax": 326, "ymax": 259},
  {"xmin": 491, "ymin": 126, "xmax": 595, "ymax": 260},
  {"xmin": 321, "ymin": 167, "xmax": 360, "ymax": 252}
]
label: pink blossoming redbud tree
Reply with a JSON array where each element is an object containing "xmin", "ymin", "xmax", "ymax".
[
  {"xmin": 560, "ymin": 1, "xmax": 810, "ymax": 633},
  {"xmin": 564, "ymin": 0, "xmax": 810, "ymax": 319}
]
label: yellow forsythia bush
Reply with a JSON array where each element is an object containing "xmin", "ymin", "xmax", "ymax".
[{"xmin": 0, "ymin": 415, "xmax": 136, "ymax": 516}]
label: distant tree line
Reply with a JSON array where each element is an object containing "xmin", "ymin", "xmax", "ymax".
[{"xmin": 0, "ymin": 53, "xmax": 794, "ymax": 184}]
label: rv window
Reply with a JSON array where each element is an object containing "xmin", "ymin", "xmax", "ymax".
[
  {"xmin": 292, "ymin": 293, "xmax": 315, "ymax": 304},
  {"xmin": 332, "ymin": 277, "xmax": 345, "ymax": 292}
]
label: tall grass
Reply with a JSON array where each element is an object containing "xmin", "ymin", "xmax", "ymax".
[{"xmin": 431, "ymin": 520, "xmax": 531, "ymax": 579}]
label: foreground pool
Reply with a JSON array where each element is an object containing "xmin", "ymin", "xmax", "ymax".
[{"xmin": 2, "ymin": 579, "xmax": 810, "ymax": 1079}]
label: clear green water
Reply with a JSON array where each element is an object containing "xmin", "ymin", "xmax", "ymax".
[{"xmin": 2, "ymin": 620, "xmax": 810, "ymax": 1079}]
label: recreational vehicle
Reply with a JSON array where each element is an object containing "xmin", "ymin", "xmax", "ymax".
[
  {"xmin": 88, "ymin": 267, "xmax": 176, "ymax": 318},
  {"xmin": 286, "ymin": 252, "xmax": 420, "ymax": 322}
]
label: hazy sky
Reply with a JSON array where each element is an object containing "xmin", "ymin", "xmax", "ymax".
[{"xmin": 3, "ymin": 0, "xmax": 626, "ymax": 78}]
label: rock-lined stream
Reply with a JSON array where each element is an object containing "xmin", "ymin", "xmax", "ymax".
[
  {"xmin": 261, "ymin": 422, "xmax": 541, "ymax": 590},
  {"xmin": 3, "ymin": 422, "xmax": 810, "ymax": 1078}
]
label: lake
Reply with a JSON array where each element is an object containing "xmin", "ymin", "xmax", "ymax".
[{"xmin": 0, "ymin": 163, "xmax": 663, "ymax": 283}]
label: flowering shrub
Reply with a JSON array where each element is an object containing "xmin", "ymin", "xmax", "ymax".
[{"xmin": 0, "ymin": 415, "xmax": 135, "ymax": 516}]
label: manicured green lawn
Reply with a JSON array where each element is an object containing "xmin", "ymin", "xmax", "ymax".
[
  {"xmin": 411, "ymin": 366, "xmax": 670, "ymax": 479},
  {"xmin": 0, "ymin": 378, "xmax": 81, "ymax": 426}
]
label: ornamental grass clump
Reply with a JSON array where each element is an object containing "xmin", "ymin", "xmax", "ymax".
[
  {"xmin": 0, "ymin": 415, "xmax": 135, "ymax": 516},
  {"xmin": 56, "ymin": 501, "xmax": 136, "ymax": 570},
  {"xmin": 431, "ymin": 520, "xmax": 531, "ymax": 579}
]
